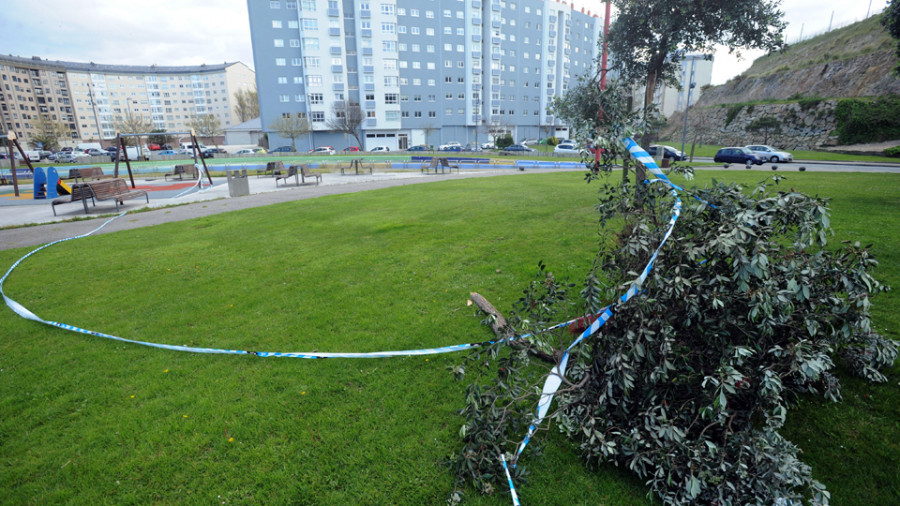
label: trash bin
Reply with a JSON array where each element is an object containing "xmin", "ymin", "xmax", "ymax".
[{"xmin": 226, "ymin": 168, "xmax": 249, "ymax": 198}]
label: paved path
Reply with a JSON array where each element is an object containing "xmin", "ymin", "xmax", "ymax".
[{"xmin": 0, "ymin": 168, "xmax": 554, "ymax": 251}]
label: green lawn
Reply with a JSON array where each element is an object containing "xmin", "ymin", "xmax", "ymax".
[{"xmin": 1, "ymin": 171, "xmax": 897, "ymax": 504}]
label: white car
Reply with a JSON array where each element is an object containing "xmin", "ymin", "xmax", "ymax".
[
  {"xmin": 235, "ymin": 148, "xmax": 256, "ymax": 155},
  {"xmin": 553, "ymin": 143, "xmax": 579, "ymax": 154},
  {"xmin": 370, "ymin": 146, "xmax": 390, "ymax": 152},
  {"xmin": 439, "ymin": 142, "xmax": 461, "ymax": 150},
  {"xmin": 745, "ymin": 145, "xmax": 793, "ymax": 163},
  {"xmin": 481, "ymin": 142, "xmax": 495, "ymax": 150},
  {"xmin": 309, "ymin": 146, "xmax": 336, "ymax": 155}
]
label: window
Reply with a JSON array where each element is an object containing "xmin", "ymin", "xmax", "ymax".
[
  {"xmin": 386, "ymin": 111, "xmax": 399, "ymax": 121},
  {"xmin": 414, "ymin": 111, "xmax": 422, "ymax": 117},
  {"xmin": 274, "ymin": 39, "xmax": 284, "ymax": 47},
  {"xmin": 301, "ymin": 18, "xmax": 318, "ymax": 30},
  {"xmin": 304, "ymin": 56, "xmax": 319, "ymax": 67},
  {"xmin": 385, "ymin": 93, "xmax": 398, "ymax": 104},
  {"xmin": 411, "ymin": 26, "xmax": 420, "ymax": 35},
  {"xmin": 426, "ymin": 10, "xmax": 434, "ymax": 18},
  {"xmin": 301, "ymin": 0, "xmax": 315, "ymax": 10},
  {"xmin": 381, "ymin": 3, "xmax": 394, "ymax": 15},
  {"xmin": 383, "ymin": 41, "xmax": 397, "ymax": 52},
  {"xmin": 272, "ymin": 20, "xmax": 282, "ymax": 28},
  {"xmin": 428, "ymin": 111, "xmax": 436, "ymax": 117},
  {"xmin": 291, "ymin": 58, "xmax": 302, "ymax": 66},
  {"xmin": 443, "ymin": 9, "xmax": 451, "ymax": 17},
  {"xmin": 311, "ymin": 112, "xmax": 325, "ymax": 122},
  {"xmin": 382, "ymin": 23, "xmax": 395, "ymax": 34},
  {"xmin": 288, "ymin": 20, "xmax": 298, "ymax": 28},
  {"xmin": 308, "ymin": 93, "xmax": 323, "ymax": 104},
  {"xmin": 302, "ymin": 38, "xmax": 319, "ymax": 50},
  {"xmin": 279, "ymin": 95, "xmax": 289, "ymax": 102},
  {"xmin": 307, "ymin": 75, "xmax": 323, "ymax": 86},
  {"xmin": 270, "ymin": 1, "xmax": 280, "ymax": 8},
  {"xmin": 275, "ymin": 58, "xmax": 286, "ymax": 66},
  {"xmin": 410, "ymin": 8, "xmax": 419, "ymax": 16},
  {"xmin": 290, "ymin": 39, "xmax": 300, "ymax": 47},
  {"xmin": 277, "ymin": 77, "xmax": 287, "ymax": 84},
  {"xmin": 426, "ymin": 28, "xmax": 434, "ymax": 36},
  {"xmin": 384, "ymin": 76, "xmax": 398, "ymax": 87}
]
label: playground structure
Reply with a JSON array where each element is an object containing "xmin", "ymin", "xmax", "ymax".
[
  {"xmin": 112, "ymin": 129, "xmax": 213, "ymax": 188},
  {"xmin": 1, "ymin": 132, "xmax": 36, "ymax": 197}
]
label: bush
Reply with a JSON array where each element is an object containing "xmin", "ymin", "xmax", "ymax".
[
  {"xmin": 546, "ymin": 136, "xmax": 560, "ymax": 146},
  {"xmin": 496, "ymin": 133, "xmax": 514, "ymax": 149},
  {"xmin": 884, "ymin": 146, "xmax": 900, "ymax": 158},
  {"xmin": 834, "ymin": 97, "xmax": 900, "ymax": 144},
  {"xmin": 452, "ymin": 177, "xmax": 897, "ymax": 505}
]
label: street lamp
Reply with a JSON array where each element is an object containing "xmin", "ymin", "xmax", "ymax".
[{"xmin": 680, "ymin": 55, "xmax": 706, "ymax": 161}]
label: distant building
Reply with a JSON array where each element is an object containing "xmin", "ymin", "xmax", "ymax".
[
  {"xmin": 247, "ymin": 0, "xmax": 603, "ymax": 151},
  {"xmin": 0, "ymin": 55, "xmax": 255, "ymax": 148},
  {"xmin": 225, "ymin": 117, "xmax": 264, "ymax": 146},
  {"xmin": 651, "ymin": 54, "xmax": 715, "ymax": 117}
]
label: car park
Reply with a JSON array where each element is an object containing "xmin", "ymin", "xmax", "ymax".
[
  {"xmin": 553, "ymin": 143, "xmax": 579, "ymax": 154},
  {"xmin": 503, "ymin": 144, "xmax": 535, "ymax": 153},
  {"xmin": 309, "ymin": 146, "xmax": 336, "ymax": 155},
  {"xmin": 270, "ymin": 146, "xmax": 293, "ymax": 153},
  {"xmin": 745, "ymin": 145, "xmax": 793, "ymax": 163},
  {"xmin": 343, "ymin": 146, "xmax": 360, "ymax": 152},
  {"xmin": 370, "ymin": 146, "xmax": 390, "ymax": 152},
  {"xmin": 714, "ymin": 147, "xmax": 764, "ymax": 166},
  {"xmin": 406, "ymin": 145, "xmax": 428, "ymax": 152},
  {"xmin": 647, "ymin": 145, "xmax": 687, "ymax": 161}
]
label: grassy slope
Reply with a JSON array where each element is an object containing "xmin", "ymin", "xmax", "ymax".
[{"xmin": 0, "ymin": 171, "xmax": 897, "ymax": 504}]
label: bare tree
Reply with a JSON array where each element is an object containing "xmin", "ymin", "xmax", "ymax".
[
  {"xmin": 485, "ymin": 119, "xmax": 510, "ymax": 145},
  {"xmin": 188, "ymin": 114, "xmax": 224, "ymax": 147},
  {"xmin": 114, "ymin": 110, "xmax": 153, "ymax": 147},
  {"xmin": 31, "ymin": 115, "xmax": 70, "ymax": 151},
  {"xmin": 233, "ymin": 88, "xmax": 259, "ymax": 123},
  {"xmin": 269, "ymin": 113, "xmax": 310, "ymax": 152},
  {"xmin": 326, "ymin": 101, "xmax": 364, "ymax": 148}
]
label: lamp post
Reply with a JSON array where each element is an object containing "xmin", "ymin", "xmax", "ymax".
[{"xmin": 680, "ymin": 56, "xmax": 700, "ymax": 160}]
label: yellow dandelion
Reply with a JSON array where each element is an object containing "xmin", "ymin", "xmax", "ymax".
[
  {"xmin": 228, "ymin": 437, "xmax": 234, "ymax": 442},
  {"xmin": 302, "ymin": 391, "xmax": 306, "ymax": 395},
  {"xmin": 130, "ymin": 395, "xmax": 135, "ymax": 398},
  {"xmin": 183, "ymin": 415, "xmax": 188, "ymax": 418},
  {"xmin": 164, "ymin": 369, "xmax": 169, "ymax": 373},
  {"xmin": 425, "ymin": 359, "xmax": 429, "ymax": 362}
]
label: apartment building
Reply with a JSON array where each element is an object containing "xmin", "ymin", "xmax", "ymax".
[
  {"xmin": 247, "ymin": 0, "xmax": 602, "ymax": 151},
  {"xmin": 0, "ymin": 55, "xmax": 255, "ymax": 148}
]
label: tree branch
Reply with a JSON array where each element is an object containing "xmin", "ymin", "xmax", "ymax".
[{"xmin": 469, "ymin": 292, "xmax": 556, "ymax": 364}]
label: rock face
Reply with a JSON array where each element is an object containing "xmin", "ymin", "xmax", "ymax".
[
  {"xmin": 668, "ymin": 101, "xmax": 839, "ymax": 151},
  {"xmin": 696, "ymin": 51, "xmax": 900, "ymax": 107}
]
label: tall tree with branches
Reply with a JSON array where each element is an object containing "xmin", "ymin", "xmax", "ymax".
[
  {"xmin": 269, "ymin": 113, "xmax": 310, "ymax": 152},
  {"xmin": 114, "ymin": 110, "xmax": 153, "ymax": 147},
  {"xmin": 233, "ymin": 88, "xmax": 259, "ymax": 123},
  {"xmin": 188, "ymin": 114, "xmax": 224, "ymax": 147},
  {"xmin": 326, "ymin": 101, "xmax": 364, "ymax": 148},
  {"xmin": 31, "ymin": 115, "xmax": 70, "ymax": 151},
  {"xmin": 607, "ymin": 0, "xmax": 786, "ymax": 151}
]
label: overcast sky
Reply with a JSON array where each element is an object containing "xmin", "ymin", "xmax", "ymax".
[{"xmin": 0, "ymin": 0, "xmax": 887, "ymax": 86}]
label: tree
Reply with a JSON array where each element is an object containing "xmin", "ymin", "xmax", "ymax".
[
  {"xmin": 883, "ymin": 0, "xmax": 900, "ymax": 75},
  {"xmin": 114, "ymin": 111, "xmax": 153, "ymax": 146},
  {"xmin": 233, "ymin": 88, "xmax": 259, "ymax": 123},
  {"xmin": 746, "ymin": 115, "xmax": 782, "ymax": 144},
  {"xmin": 147, "ymin": 129, "xmax": 171, "ymax": 148},
  {"xmin": 269, "ymin": 113, "xmax": 310, "ymax": 152},
  {"xmin": 452, "ymin": 174, "xmax": 897, "ymax": 504},
  {"xmin": 607, "ymin": 0, "xmax": 786, "ymax": 153},
  {"xmin": 485, "ymin": 119, "xmax": 511, "ymax": 146},
  {"xmin": 687, "ymin": 110, "xmax": 714, "ymax": 162},
  {"xmin": 326, "ymin": 101, "xmax": 364, "ymax": 147},
  {"xmin": 188, "ymin": 114, "xmax": 223, "ymax": 147},
  {"xmin": 30, "ymin": 115, "xmax": 69, "ymax": 151}
]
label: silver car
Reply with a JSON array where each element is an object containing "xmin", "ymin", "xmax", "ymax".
[{"xmin": 746, "ymin": 145, "xmax": 793, "ymax": 163}]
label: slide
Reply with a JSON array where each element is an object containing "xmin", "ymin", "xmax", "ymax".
[{"xmin": 57, "ymin": 178, "xmax": 72, "ymax": 195}]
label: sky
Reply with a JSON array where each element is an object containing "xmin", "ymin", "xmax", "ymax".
[{"xmin": 0, "ymin": 0, "xmax": 888, "ymax": 86}]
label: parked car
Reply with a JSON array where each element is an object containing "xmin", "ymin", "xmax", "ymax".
[
  {"xmin": 148, "ymin": 143, "xmax": 161, "ymax": 151},
  {"xmin": 439, "ymin": 145, "xmax": 462, "ymax": 152},
  {"xmin": 520, "ymin": 138, "xmax": 539, "ymax": 145},
  {"xmin": 406, "ymin": 145, "xmax": 428, "ymax": 152},
  {"xmin": 309, "ymin": 146, "xmax": 336, "ymax": 155},
  {"xmin": 56, "ymin": 152, "xmax": 81, "ymax": 163},
  {"xmin": 343, "ymin": 146, "xmax": 360, "ymax": 152},
  {"xmin": 553, "ymin": 143, "xmax": 579, "ymax": 154},
  {"xmin": 253, "ymin": 147, "xmax": 267, "ymax": 154},
  {"xmin": 270, "ymin": 146, "xmax": 293, "ymax": 153},
  {"xmin": 481, "ymin": 142, "xmax": 496, "ymax": 150},
  {"xmin": 504, "ymin": 144, "xmax": 535, "ymax": 153},
  {"xmin": 439, "ymin": 142, "xmax": 462, "ymax": 150},
  {"xmin": 235, "ymin": 148, "xmax": 256, "ymax": 155},
  {"xmin": 370, "ymin": 146, "xmax": 390, "ymax": 152},
  {"xmin": 157, "ymin": 150, "xmax": 177, "ymax": 156},
  {"xmin": 714, "ymin": 147, "xmax": 764, "ymax": 166},
  {"xmin": 745, "ymin": 145, "xmax": 793, "ymax": 163},
  {"xmin": 85, "ymin": 148, "xmax": 108, "ymax": 157},
  {"xmin": 464, "ymin": 143, "xmax": 482, "ymax": 151},
  {"xmin": 646, "ymin": 145, "xmax": 687, "ymax": 161}
]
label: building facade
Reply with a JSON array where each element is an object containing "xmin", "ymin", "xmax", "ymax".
[
  {"xmin": 650, "ymin": 54, "xmax": 715, "ymax": 118},
  {"xmin": 0, "ymin": 55, "xmax": 255, "ymax": 148},
  {"xmin": 248, "ymin": 0, "xmax": 602, "ymax": 151}
]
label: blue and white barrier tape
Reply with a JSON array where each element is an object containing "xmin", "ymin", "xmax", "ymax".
[{"xmin": 505, "ymin": 138, "xmax": 689, "ymax": 504}]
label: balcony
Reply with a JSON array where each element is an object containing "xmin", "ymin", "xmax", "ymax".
[
  {"xmin": 471, "ymin": 17, "xmax": 481, "ymax": 25},
  {"xmin": 471, "ymin": 0, "xmax": 481, "ymax": 7},
  {"xmin": 365, "ymin": 100, "xmax": 377, "ymax": 109},
  {"xmin": 363, "ymin": 65, "xmax": 374, "ymax": 73},
  {"xmin": 472, "ymin": 35, "xmax": 482, "ymax": 42},
  {"xmin": 332, "ymin": 83, "xmax": 345, "ymax": 91},
  {"xmin": 329, "ymin": 27, "xmax": 341, "ymax": 37},
  {"xmin": 330, "ymin": 46, "xmax": 342, "ymax": 55},
  {"xmin": 364, "ymin": 83, "xmax": 375, "ymax": 91},
  {"xmin": 491, "ymin": 3, "xmax": 500, "ymax": 11},
  {"xmin": 331, "ymin": 65, "xmax": 344, "ymax": 73},
  {"xmin": 491, "ymin": 20, "xmax": 501, "ymax": 28},
  {"xmin": 361, "ymin": 28, "xmax": 372, "ymax": 38},
  {"xmin": 360, "ymin": 9, "xmax": 371, "ymax": 18},
  {"xmin": 362, "ymin": 47, "xmax": 373, "ymax": 56},
  {"xmin": 328, "ymin": 7, "xmax": 340, "ymax": 16},
  {"xmin": 365, "ymin": 118, "xmax": 377, "ymax": 127},
  {"xmin": 472, "ymin": 52, "xmax": 481, "ymax": 59},
  {"xmin": 491, "ymin": 37, "xmax": 501, "ymax": 44},
  {"xmin": 472, "ymin": 68, "xmax": 481, "ymax": 75},
  {"xmin": 491, "ymin": 69, "xmax": 500, "ymax": 76},
  {"xmin": 491, "ymin": 53, "xmax": 500, "ymax": 60},
  {"xmin": 549, "ymin": 30, "xmax": 556, "ymax": 38}
]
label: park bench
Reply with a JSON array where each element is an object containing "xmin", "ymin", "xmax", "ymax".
[
  {"xmin": 421, "ymin": 157, "xmax": 459, "ymax": 174},
  {"xmin": 51, "ymin": 183, "xmax": 95, "ymax": 216},
  {"xmin": 258, "ymin": 161, "xmax": 284, "ymax": 178},
  {"xmin": 164, "ymin": 163, "xmax": 199, "ymax": 181},
  {"xmin": 68, "ymin": 167, "xmax": 114, "ymax": 182},
  {"xmin": 85, "ymin": 178, "xmax": 149, "ymax": 212},
  {"xmin": 276, "ymin": 164, "xmax": 322, "ymax": 186},
  {"xmin": 341, "ymin": 159, "xmax": 373, "ymax": 175}
]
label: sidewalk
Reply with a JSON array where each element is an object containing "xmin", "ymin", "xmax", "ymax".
[{"xmin": 0, "ymin": 167, "xmax": 556, "ymax": 251}]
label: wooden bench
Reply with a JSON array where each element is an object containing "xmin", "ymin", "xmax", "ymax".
[
  {"xmin": 258, "ymin": 160, "xmax": 284, "ymax": 178},
  {"xmin": 421, "ymin": 157, "xmax": 459, "ymax": 174},
  {"xmin": 164, "ymin": 164, "xmax": 198, "ymax": 181},
  {"xmin": 51, "ymin": 183, "xmax": 95, "ymax": 216},
  {"xmin": 276, "ymin": 164, "xmax": 322, "ymax": 186},
  {"xmin": 86, "ymin": 179, "xmax": 149, "ymax": 212},
  {"xmin": 341, "ymin": 158, "xmax": 373, "ymax": 175},
  {"xmin": 68, "ymin": 167, "xmax": 114, "ymax": 182}
]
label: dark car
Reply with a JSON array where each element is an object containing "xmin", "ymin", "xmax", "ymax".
[
  {"xmin": 270, "ymin": 146, "xmax": 293, "ymax": 153},
  {"xmin": 406, "ymin": 145, "xmax": 428, "ymax": 152},
  {"xmin": 647, "ymin": 145, "xmax": 687, "ymax": 161},
  {"xmin": 714, "ymin": 147, "xmax": 764, "ymax": 166},
  {"xmin": 503, "ymin": 144, "xmax": 535, "ymax": 153},
  {"xmin": 343, "ymin": 146, "xmax": 360, "ymax": 152},
  {"xmin": 439, "ymin": 145, "xmax": 462, "ymax": 152}
]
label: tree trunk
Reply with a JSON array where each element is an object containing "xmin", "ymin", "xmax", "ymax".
[{"xmin": 469, "ymin": 292, "xmax": 556, "ymax": 364}]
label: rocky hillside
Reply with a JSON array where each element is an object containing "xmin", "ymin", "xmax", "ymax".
[
  {"xmin": 697, "ymin": 15, "xmax": 899, "ymax": 105},
  {"xmin": 662, "ymin": 15, "xmax": 900, "ymax": 150}
]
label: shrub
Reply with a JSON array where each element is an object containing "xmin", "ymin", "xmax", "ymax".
[
  {"xmin": 834, "ymin": 97, "xmax": 900, "ymax": 144},
  {"xmin": 724, "ymin": 105, "xmax": 744, "ymax": 127},
  {"xmin": 452, "ymin": 177, "xmax": 897, "ymax": 505},
  {"xmin": 496, "ymin": 133, "xmax": 514, "ymax": 149},
  {"xmin": 546, "ymin": 136, "xmax": 560, "ymax": 146},
  {"xmin": 883, "ymin": 146, "xmax": 900, "ymax": 158}
]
